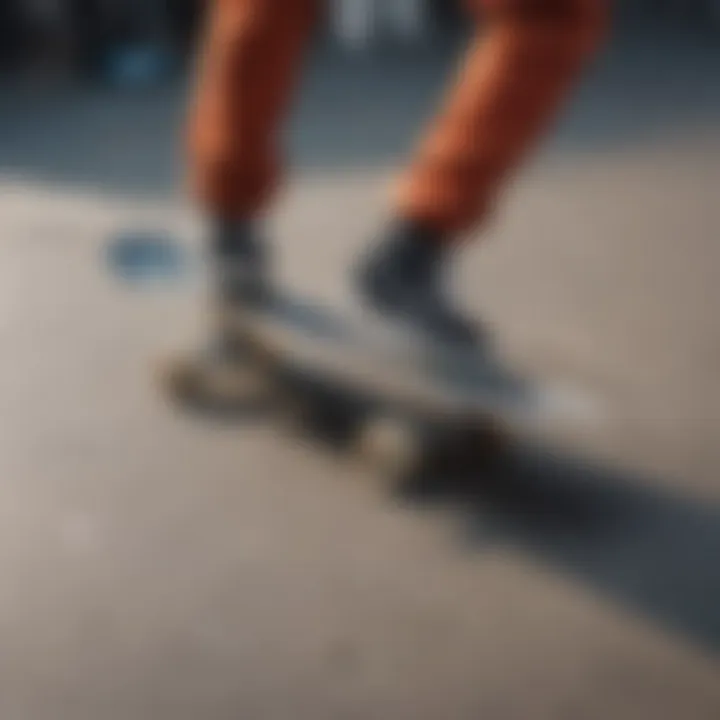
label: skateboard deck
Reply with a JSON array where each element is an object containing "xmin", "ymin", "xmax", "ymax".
[{"xmin": 160, "ymin": 287, "xmax": 598, "ymax": 480}]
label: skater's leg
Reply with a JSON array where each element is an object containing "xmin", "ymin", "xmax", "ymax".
[
  {"xmin": 189, "ymin": 0, "xmax": 320, "ymax": 222},
  {"xmin": 358, "ymin": 0, "xmax": 608, "ymax": 346},
  {"xmin": 188, "ymin": 0, "xmax": 320, "ymax": 304},
  {"xmin": 397, "ymin": 0, "xmax": 607, "ymax": 235}
]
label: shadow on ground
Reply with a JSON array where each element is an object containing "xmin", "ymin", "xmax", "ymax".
[
  {"xmin": 400, "ymin": 444, "xmax": 720, "ymax": 659},
  {"xmin": 173, "ymin": 341, "xmax": 720, "ymax": 661},
  {"xmin": 0, "ymin": 29, "xmax": 719, "ymax": 200}
]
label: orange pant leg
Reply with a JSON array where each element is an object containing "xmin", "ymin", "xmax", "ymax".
[
  {"xmin": 396, "ymin": 0, "xmax": 608, "ymax": 236},
  {"xmin": 188, "ymin": 0, "xmax": 320, "ymax": 220}
]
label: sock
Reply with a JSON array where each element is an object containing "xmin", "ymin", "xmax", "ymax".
[
  {"xmin": 378, "ymin": 218, "xmax": 448, "ymax": 281},
  {"xmin": 212, "ymin": 217, "xmax": 257, "ymax": 260}
]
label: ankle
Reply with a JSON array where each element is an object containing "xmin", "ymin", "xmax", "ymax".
[
  {"xmin": 212, "ymin": 216, "xmax": 258, "ymax": 259},
  {"xmin": 390, "ymin": 217, "xmax": 447, "ymax": 251},
  {"xmin": 365, "ymin": 217, "xmax": 451, "ymax": 283}
]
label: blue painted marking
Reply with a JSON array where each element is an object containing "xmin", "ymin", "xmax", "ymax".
[{"xmin": 106, "ymin": 231, "xmax": 189, "ymax": 284}]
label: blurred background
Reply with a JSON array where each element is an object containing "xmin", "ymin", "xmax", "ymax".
[
  {"xmin": 1, "ymin": 2, "xmax": 720, "ymax": 719},
  {"xmin": 0, "ymin": 1, "xmax": 719, "ymax": 81}
]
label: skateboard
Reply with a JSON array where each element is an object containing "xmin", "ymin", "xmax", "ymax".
[
  {"xmin": 104, "ymin": 230, "xmax": 596, "ymax": 479},
  {"xmin": 158, "ymin": 287, "xmax": 588, "ymax": 481}
]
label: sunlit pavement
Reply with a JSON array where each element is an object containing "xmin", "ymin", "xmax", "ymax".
[{"xmin": 1, "ymin": 32, "xmax": 719, "ymax": 719}]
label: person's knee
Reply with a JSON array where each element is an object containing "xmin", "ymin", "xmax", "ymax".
[{"xmin": 465, "ymin": 0, "xmax": 608, "ymax": 58}]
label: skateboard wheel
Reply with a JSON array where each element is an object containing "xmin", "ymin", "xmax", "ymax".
[
  {"xmin": 446, "ymin": 415, "xmax": 510, "ymax": 468},
  {"xmin": 273, "ymin": 395, "xmax": 313, "ymax": 434},
  {"xmin": 354, "ymin": 414, "xmax": 422, "ymax": 480},
  {"xmin": 159, "ymin": 354, "xmax": 272, "ymax": 411},
  {"xmin": 273, "ymin": 389, "xmax": 358, "ymax": 443},
  {"xmin": 206, "ymin": 363, "xmax": 266, "ymax": 401},
  {"xmin": 467, "ymin": 416, "xmax": 510, "ymax": 455},
  {"xmin": 159, "ymin": 356, "xmax": 206, "ymax": 405}
]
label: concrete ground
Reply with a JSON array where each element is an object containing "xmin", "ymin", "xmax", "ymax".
[{"xmin": 1, "ymin": 29, "xmax": 719, "ymax": 720}]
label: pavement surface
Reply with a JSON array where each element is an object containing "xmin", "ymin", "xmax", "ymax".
[{"xmin": 1, "ymin": 29, "xmax": 719, "ymax": 720}]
